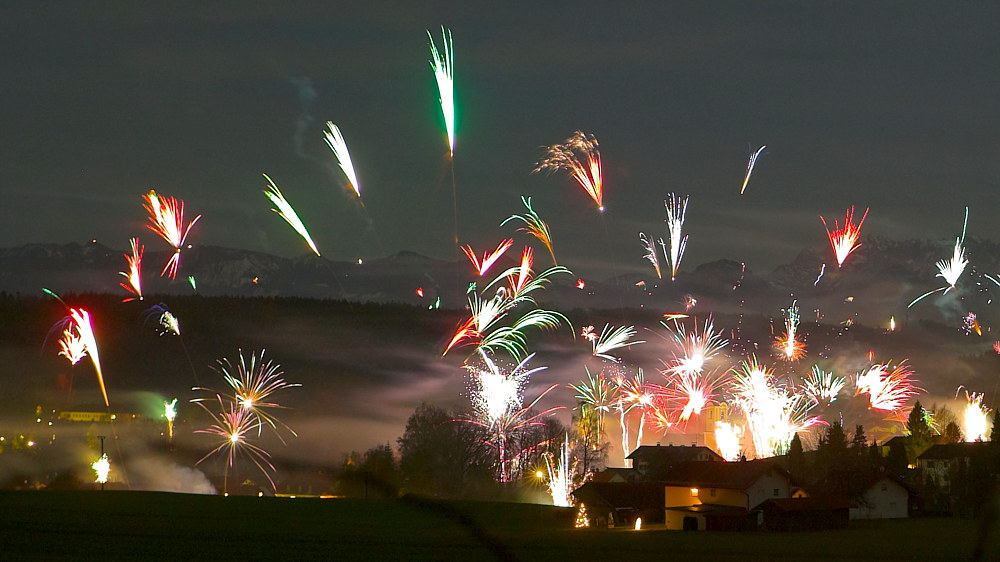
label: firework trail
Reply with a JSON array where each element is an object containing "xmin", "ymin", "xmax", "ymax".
[
  {"xmin": 427, "ymin": 26, "xmax": 455, "ymax": 157},
  {"xmin": 502, "ymin": 196, "xmax": 557, "ymax": 265},
  {"xmin": 263, "ymin": 174, "xmax": 321, "ymax": 257},
  {"xmin": 194, "ymin": 394, "xmax": 275, "ymax": 493},
  {"xmin": 581, "ymin": 324, "xmax": 644, "ymax": 362},
  {"xmin": 544, "ymin": 434, "xmax": 572, "ymax": 507},
  {"xmin": 188, "ymin": 276, "xmax": 197, "ymax": 291},
  {"xmin": 200, "ymin": 349, "xmax": 301, "ymax": 444},
  {"xmin": 800, "ymin": 365, "xmax": 846, "ymax": 407},
  {"xmin": 908, "ymin": 208, "xmax": 971, "ymax": 308},
  {"xmin": 56, "ymin": 308, "xmax": 109, "ymax": 407},
  {"xmin": 461, "ymin": 239, "xmax": 513, "ymax": 277},
  {"xmin": 730, "ymin": 357, "xmax": 824, "ymax": 458},
  {"xmin": 143, "ymin": 190, "xmax": 201, "ymax": 279},
  {"xmin": 774, "ymin": 300, "xmax": 805, "ymax": 361},
  {"xmin": 740, "ymin": 145, "xmax": 766, "ymax": 194},
  {"xmin": 164, "ymin": 398, "xmax": 178, "ymax": 441},
  {"xmin": 814, "ymin": 263, "xmax": 826, "ymax": 286},
  {"xmin": 638, "ymin": 232, "xmax": 662, "ymax": 279},
  {"xmin": 854, "ymin": 360, "xmax": 921, "ymax": 415},
  {"xmin": 323, "ymin": 122, "xmax": 361, "ymax": 198},
  {"xmin": 614, "ymin": 369, "xmax": 652, "ymax": 462},
  {"xmin": 820, "ymin": 206, "xmax": 868, "ymax": 268},
  {"xmin": 118, "ymin": 237, "xmax": 144, "ymax": 302},
  {"xmin": 534, "ymin": 131, "xmax": 604, "ymax": 212},
  {"xmin": 660, "ymin": 194, "xmax": 689, "ymax": 281}
]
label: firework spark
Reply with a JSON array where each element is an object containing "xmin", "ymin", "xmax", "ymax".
[
  {"xmin": 57, "ymin": 327, "xmax": 87, "ymax": 366},
  {"xmin": 534, "ymin": 131, "xmax": 604, "ymax": 212},
  {"xmin": 501, "ymin": 196, "xmax": 557, "ymax": 265},
  {"xmin": 660, "ymin": 194, "xmax": 690, "ymax": 281},
  {"xmin": 263, "ymin": 174, "xmax": 321, "ymax": 257},
  {"xmin": 461, "ymin": 239, "xmax": 513, "ymax": 277},
  {"xmin": 544, "ymin": 434, "xmax": 572, "ymax": 507},
  {"xmin": 427, "ymin": 26, "xmax": 455, "ymax": 156},
  {"xmin": 465, "ymin": 350, "xmax": 546, "ymax": 426},
  {"xmin": 820, "ymin": 206, "xmax": 868, "ymax": 268},
  {"xmin": 144, "ymin": 303, "xmax": 180, "ymax": 336},
  {"xmin": 143, "ymin": 190, "xmax": 201, "ymax": 278},
  {"xmin": 323, "ymin": 122, "xmax": 362, "ymax": 197},
  {"xmin": 164, "ymin": 398, "xmax": 178, "ymax": 441},
  {"xmin": 65, "ymin": 308, "xmax": 108, "ymax": 407},
  {"xmin": 118, "ymin": 237, "xmax": 144, "ymax": 302},
  {"xmin": 740, "ymin": 145, "xmax": 766, "ymax": 195},
  {"xmin": 639, "ymin": 232, "xmax": 662, "ymax": 279},
  {"xmin": 854, "ymin": 360, "xmax": 921, "ymax": 414},
  {"xmin": 206, "ymin": 349, "xmax": 301, "ymax": 443},
  {"xmin": 908, "ymin": 210, "xmax": 971, "ymax": 308}
]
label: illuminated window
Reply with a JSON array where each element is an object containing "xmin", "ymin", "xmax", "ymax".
[{"xmin": 690, "ymin": 488, "xmax": 699, "ymax": 497}]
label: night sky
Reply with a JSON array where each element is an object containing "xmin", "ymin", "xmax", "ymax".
[{"xmin": 3, "ymin": 4, "xmax": 1000, "ymax": 279}]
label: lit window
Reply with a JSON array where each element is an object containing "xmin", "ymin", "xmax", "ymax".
[{"xmin": 690, "ymin": 488, "xmax": 699, "ymax": 497}]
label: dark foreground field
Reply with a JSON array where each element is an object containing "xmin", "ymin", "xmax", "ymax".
[{"xmin": 0, "ymin": 491, "xmax": 997, "ymax": 561}]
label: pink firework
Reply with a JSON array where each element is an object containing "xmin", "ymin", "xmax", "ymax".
[
  {"xmin": 63, "ymin": 308, "xmax": 108, "ymax": 407},
  {"xmin": 854, "ymin": 360, "xmax": 921, "ymax": 414},
  {"xmin": 118, "ymin": 237, "xmax": 144, "ymax": 302},
  {"xmin": 143, "ymin": 190, "xmax": 202, "ymax": 278},
  {"xmin": 534, "ymin": 131, "xmax": 604, "ymax": 212},
  {"xmin": 194, "ymin": 394, "xmax": 274, "ymax": 492},
  {"xmin": 462, "ymin": 239, "xmax": 513, "ymax": 277},
  {"xmin": 820, "ymin": 206, "xmax": 869, "ymax": 268}
]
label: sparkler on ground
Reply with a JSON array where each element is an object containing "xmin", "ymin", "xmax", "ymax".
[
  {"xmin": 544, "ymin": 434, "xmax": 573, "ymax": 507},
  {"xmin": 263, "ymin": 174, "xmax": 321, "ymax": 257},
  {"xmin": 740, "ymin": 145, "xmax": 766, "ymax": 194},
  {"xmin": 502, "ymin": 196, "xmax": 557, "ymax": 266},
  {"xmin": 143, "ymin": 190, "xmax": 201, "ymax": 278},
  {"xmin": 194, "ymin": 394, "xmax": 275, "ymax": 493},
  {"xmin": 730, "ymin": 357, "xmax": 824, "ymax": 458},
  {"xmin": 908, "ymin": 208, "xmax": 970, "ymax": 308},
  {"xmin": 92, "ymin": 454, "xmax": 110, "ymax": 485},
  {"xmin": 714, "ymin": 421, "xmax": 744, "ymax": 461},
  {"xmin": 854, "ymin": 360, "xmax": 921, "ymax": 415},
  {"xmin": 461, "ymin": 239, "xmax": 513, "ymax": 277},
  {"xmin": 534, "ymin": 131, "xmax": 604, "ymax": 212},
  {"xmin": 118, "ymin": 237, "xmax": 143, "ymax": 302},
  {"xmin": 774, "ymin": 300, "xmax": 805, "ymax": 361},
  {"xmin": 660, "ymin": 194, "xmax": 689, "ymax": 281},
  {"xmin": 820, "ymin": 206, "xmax": 868, "ymax": 268},
  {"xmin": 581, "ymin": 324, "xmax": 644, "ymax": 362},
  {"xmin": 323, "ymin": 122, "xmax": 361, "ymax": 198},
  {"xmin": 164, "ymin": 399, "xmax": 178, "ymax": 441},
  {"xmin": 427, "ymin": 26, "xmax": 455, "ymax": 157},
  {"xmin": 958, "ymin": 389, "xmax": 991, "ymax": 442},
  {"xmin": 800, "ymin": 365, "xmax": 846, "ymax": 407},
  {"xmin": 638, "ymin": 232, "xmax": 661, "ymax": 279}
]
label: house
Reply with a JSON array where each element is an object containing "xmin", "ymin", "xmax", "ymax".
[
  {"xmin": 758, "ymin": 497, "xmax": 854, "ymax": 531},
  {"xmin": 589, "ymin": 467, "xmax": 633, "ymax": 483},
  {"xmin": 572, "ymin": 481, "xmax": 671, "ymax": 527},
  {"xmin": 661, "ymin": 459, "xmax": 793, "ymax": 530},
  {"xmin": 918, "ymin": 442, "xmax": 993, "ymax": 492},
  {"xmin": 849, "ymin": 473, "xmax": 910, "ymax": 519},
  {"xmin": 627, "ymin": 444, "xmax": 724, "ymax": 481}
]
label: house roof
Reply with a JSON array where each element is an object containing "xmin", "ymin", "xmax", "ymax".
[
  {"xmin": 627, "ymin": 444, "xmax": 724, "ymax": 463},
  {"xmin": 590, "ymin": 467, "xmax": 633, "ymax": 483},
  {"xmin": 918, "ymin": 442, "xmax": 993, "ymax": 460},
  {"xmin": 571, "ymin": 481, "xmax": 668, "ymax": 511},
  {"xmin": 758, "ymin": 496, "xmax": 856, "ymax": 512},
  {"xmin": 661, "ymin": 459, "xmax": 789, "ymax": 491}
]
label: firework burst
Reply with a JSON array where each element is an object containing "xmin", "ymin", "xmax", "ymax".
[
  {"xmin": 143, "ymin": 190, "xmax": 201, "ymax": 278},
  {"xmin": 820, "ymin": 206, "xmax": 868, "ymax": 268},
  {"xmin": 461, "ymin": 239, "xmax": 513, "ymax": 277},
  {"xmin": 118, "ymin": 237, "xmax": 144, "ymax": 302},
  {"xmin": 908, "ymin": 209, "xmax": 971, "ymax": 308},
  {"xmin": 581, "ymin": 324, "xmax": 644, "ymax": 362},
  {"xmin": 958, "ymin": 389, "xmax": 991, "ymax": 442},
  {"xmin": 323, "ymin": 122, "xmax": 362, "ymax": 197},
  {"xmin": 534, "ymin": 131, "xmax": 604, "ymax": 212},
  {"xmin": 193, "ymin": 394, "xmax": 275, "ymax": 492},
  {"xmin": 569, "ymin": 367, "xmax": 619, "ymax": 443},
  {"xmin": 800, "ymin": 365, "xmax": 846, "ymax": 407},
  {"xmin": 205, "ymin": 349, "xmax": 301, "ymax": 443},
  {"xmin": 92, "ymin": 454, "xmax": 111, "ymax": 484},
  {"xmin": 57, "ymin": 308, "xmax": 108, "ymax": 407},
  {"xmin": 774, "ymin": 300, "xmax": 806, "ymax": 361},
  {"xmin": 854, "ymin": 360, "xmax": 921, "ymax": 415},
  {"xmin": 465, "ymin": 350, "xmax": 546, "ymax": 426},
  {"xmin": 144, "ymin": 303, "xmax": 180, "ymax": 336},
  {"xmin": 57, "ymin": 326, "xmax": 87, "ymax": 366},
  {"xmin": 263, "ymin": 174, "xmax": 321, "ymax": 257},
  {"xmin": 638, "ymin": 232, "xmax": 662, "ymax": 279}
]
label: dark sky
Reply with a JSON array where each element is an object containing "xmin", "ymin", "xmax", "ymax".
[{"xmin": 3, "ymin": 3, "xmax": 1000, "ymax": 279}]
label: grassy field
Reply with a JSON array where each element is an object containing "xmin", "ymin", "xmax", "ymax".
[{"xmin": 0, "ymin": 491, "xmax": 997, "ymax": 560}]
